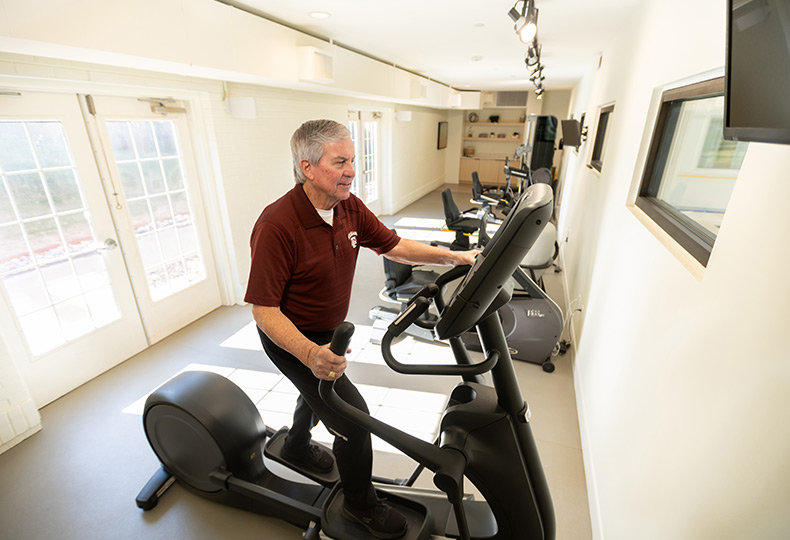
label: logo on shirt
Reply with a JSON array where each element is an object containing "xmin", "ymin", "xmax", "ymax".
[{"xmin": 348, "ymin": 231, "xmax": 358, "ymax": 249}]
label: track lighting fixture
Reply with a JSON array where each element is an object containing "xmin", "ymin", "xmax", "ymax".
[
  {"xmin": 525, "ymin": 43, "xmax": 540, "ymax": 70},
  {"xmin": 510, "ymin": 1, "xmax": 546, "ymax": 95},
  {"xmin": 508, "ymin": 0, "xmax": 539, "ymax": 44}
]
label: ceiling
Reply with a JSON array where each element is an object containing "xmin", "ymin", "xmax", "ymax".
[{"xmin": 223, "ymin": 0, "xmax": 642, "ymax": 92}]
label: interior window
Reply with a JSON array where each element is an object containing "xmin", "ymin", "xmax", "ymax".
[
  {"xmin": 635, "ymin": 77, "xmax": 749, "ymax": 266},
  {"xmin": 590, "ymin": 104, "xmax": 614, "ymax": 171}
]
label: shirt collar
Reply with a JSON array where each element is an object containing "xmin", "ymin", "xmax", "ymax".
[{"xmin": 292, "ymin": 183, "xmax": 346, "ymax": 228}]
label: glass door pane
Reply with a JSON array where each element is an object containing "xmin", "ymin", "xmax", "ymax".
[
  {"xmin": 348, "ymin": 110, "xmax": 382, "ymax": 215},
  {"xmin": 0, "ymin": 120, "xmax": 120, "ymax": 355},
  {"xmin": 104, "ymin": 120, "xmax": 206, "ymax": 301},
  {"xmin": 362, "ymin": 118, "xmax": 379, "ymax": 204}
]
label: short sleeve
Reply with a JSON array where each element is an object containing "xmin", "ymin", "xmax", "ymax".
[{"xmin": 244, "ymin": 221, "xmax": 294, "ymax": 307}]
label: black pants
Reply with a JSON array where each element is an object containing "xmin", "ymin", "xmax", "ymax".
[{"xmin": 257, "ymin": 327, "xmax": 378, "ymax": 509}]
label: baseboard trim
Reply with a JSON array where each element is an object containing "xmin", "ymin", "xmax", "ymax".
[
  {"xmin": 0, "ymin": 423, "xmax": 42, "ymax": 455},
  {"xmin": 558, "ymin": 248, "xmax": 605, "ymax": 540}
]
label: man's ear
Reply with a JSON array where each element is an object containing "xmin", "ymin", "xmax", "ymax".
[{"xmin": 300, "ymin": 159, "xmax": 313, "ymax": 180}]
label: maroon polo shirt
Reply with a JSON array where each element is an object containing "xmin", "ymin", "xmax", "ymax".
[{"xmin": 245, "ymin": 184, "xmax": 400, "ymax": 333}]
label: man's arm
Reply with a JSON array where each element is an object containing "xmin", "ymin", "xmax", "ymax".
[
  {"xmin": 383, "ymin": 237, "xmax": 478, "ymax": 267},
  {"xmin": 252, "ymin": 305, "xmax": 346, "ymax": 381}
]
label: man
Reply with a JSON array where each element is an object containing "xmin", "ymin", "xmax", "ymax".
[{"xmin": 245, "ymin": 119, "xmax": 477, "ymax": 539}]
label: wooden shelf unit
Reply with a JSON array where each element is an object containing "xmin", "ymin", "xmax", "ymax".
[
  {"xmin": 461, "ymin": 109, "xmax": 526, "ymax": 185},
  {"xmin": 464, "ymin": 137, "xmax": 522, "ymax": 142},
  {"xmin": 465, "ymin": 122, "xmax": 523, "ymax": 127},
  {"xmin": 459, "ymin": 156, "xmax": 508, "ymax": 185}
]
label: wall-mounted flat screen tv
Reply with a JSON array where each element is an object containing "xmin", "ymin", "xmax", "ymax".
[
  {"xmin": 724, "ymin": 0, "xmax": 790, "ymax": 144},
  {"xmin": 560, "ymin": 119, "xmax": 582, "ymax": 147}
]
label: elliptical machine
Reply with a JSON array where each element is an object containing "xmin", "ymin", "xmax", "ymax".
[
  {"xmin": 370, "ymin": 214, "xmax": 563, "ymax": 371},
  {"xmin": 136, "ymin": 183, "xmax": 557, "ymax": 540}
]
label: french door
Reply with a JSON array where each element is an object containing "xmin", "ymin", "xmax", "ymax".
[
  {"xmin": 0, "ymin": 90, "xmax": 220, "ymax": 406},
  {"xmin": 86, "ymin": 95, "xmax": 221, "ymax": 345},
  {"xmin": 348, "ymin": 110, "xmax": 382, "ymax": 215},
  {"xmin": 0, "ymin": 91, "xmax": 148, "ymax": 406}
]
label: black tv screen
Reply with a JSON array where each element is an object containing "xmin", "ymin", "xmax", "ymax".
[
  {"xmin": 560, "ymin": 119, "xmax": 581, "ymax": 147},
  {"xmin": 724, "ymin": 0, "xmax": 790, "ymax": 144}
]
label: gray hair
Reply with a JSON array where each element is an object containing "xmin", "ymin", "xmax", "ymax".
[{"xmin": 290, "ymin": 119, "xmax": 351, "ymax": 184}]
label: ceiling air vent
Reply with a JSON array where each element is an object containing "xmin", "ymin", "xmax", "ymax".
[{"xmin": 496, "ymin": 91, "xmax": 529, "ymax": 107}]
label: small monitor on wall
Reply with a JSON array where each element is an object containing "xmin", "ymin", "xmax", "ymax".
[
  {"xmin": 560, "ymin": 119, "xmax": 582, "ymax": 147},
  {"xmin": 437, "ymin": 121, "xmax": 448, "ymax": 149},
  {"xmin": 724, "ymin": 0, "xmax": 790, "ymax": 144}
]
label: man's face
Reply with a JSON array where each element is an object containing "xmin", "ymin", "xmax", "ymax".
[{"xmin": 301, "ymin": 138, "xmax": 356, "ymax": 208}]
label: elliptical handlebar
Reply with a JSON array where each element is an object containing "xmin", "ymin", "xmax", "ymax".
[
  {"xmin": 379, "ymin": 282, "xmax": 499, "ymax": 377},
  {"xmin": 318, "ymin": 323, "xmax": 467, "ymax": 479},
  {"xmin": 328, "ymin": 321, "xmax": 355, "ymax": 356},
  {"xmin": 432, "ymin": 265, "xmax": 471, "ymax": 313}
]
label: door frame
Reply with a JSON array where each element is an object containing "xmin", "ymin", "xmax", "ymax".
[
  {"xmin": 348, "ymin": 108, "xmax": 392, "ymax": 216},
  {"xmin": 83, "ymin": 94, "xmax": 223, "ymax": 344}
]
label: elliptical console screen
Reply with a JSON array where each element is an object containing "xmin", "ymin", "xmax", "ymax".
[{"xmin": 435, "ymin": 183, "xmax": 554, "ymax": 340}]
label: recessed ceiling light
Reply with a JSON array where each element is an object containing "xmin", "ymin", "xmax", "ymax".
[
  {"xmin": 310, "ymin": 11, "xmax": 331, "ymax": 19},
  {"xmin": 471, "ymin": 56, "xmax": 483, "ymax": 62}
]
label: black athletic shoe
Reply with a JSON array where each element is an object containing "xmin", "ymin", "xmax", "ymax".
[
  {"xmin": 342, "ymin": 500, "xmax": 408, "ymax": 539},
  {"xmin": 281, "ymin": 441, "xmax": 334, "ymax": 473}
]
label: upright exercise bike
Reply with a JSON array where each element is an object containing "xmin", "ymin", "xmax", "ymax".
[{"xmin": 136, "ymin": 183, "xmax": 556, "ymax": 540}]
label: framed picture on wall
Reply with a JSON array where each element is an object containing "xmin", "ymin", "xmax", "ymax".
[{"xmin": 437, "ymin": 121, "xmax": 448, "ymax": 149}]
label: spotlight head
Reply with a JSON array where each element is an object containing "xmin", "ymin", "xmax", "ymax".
[
  {"xmin": 507, "ymin": 5, "xmax": 521, "ymax": 22},
  {"xmin": 525, "ymin": 46, "xmax": 540, "ymax": 68},
  {"xmin": 514, "ymin": 7, "xmax": 538, "ymax": 44}
]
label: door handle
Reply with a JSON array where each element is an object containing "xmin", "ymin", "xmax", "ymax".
[{"xmin": 97, "ymin": 238, "xmax": 118, "ymax": 252}]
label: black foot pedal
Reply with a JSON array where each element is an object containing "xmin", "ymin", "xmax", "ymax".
[
  {"xmin": 321, "ymin": 485, "xmax": 433, "ymax": 540},
  {"xmin": 263, "ymin": 427, "xmax": 339, "ymax": 487}
]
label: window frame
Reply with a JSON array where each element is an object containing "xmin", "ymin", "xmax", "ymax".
[
  {"xmin": 634, "ymin": 77, "xmax": 738, "ymax": 267},
  {"xmin": 590, "ymin": 104, "xmax": 614, "ymax": 171}
]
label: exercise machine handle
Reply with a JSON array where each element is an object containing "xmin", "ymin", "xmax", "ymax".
[
  {"xmin": 381, "ymin": 296, "xmax": 499, "ymax": 376},
  {"xmin": 319, "ymin": 323, "xmax": 468, "ymax": 514},
  {"xmin": 329, "ymin": 321, "xmax": 355, "ymax": 356},
  {"xmin": 433, "ymin": 265, "xmax": 471, "ymax": 313},
  {"xmin": 404, "ymin": 283, "xmax": 440, "ymax": 330}
]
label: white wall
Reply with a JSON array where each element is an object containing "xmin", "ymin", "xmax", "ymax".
[
  {"xmin": 558, "ymin": 0, "xmax": 790, "ymax": 538},
  {"xmin": 390, "ymin": 105, "xmax": 461, "ymax": 211},
  {"xmin": 538, "ymin": 89, "xmax": 572, "ymax": 175}
]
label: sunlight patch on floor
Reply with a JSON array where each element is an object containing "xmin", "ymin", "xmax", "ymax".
[
  {"xmin": 122, "ymin": 362, "xmax": 447, "ymax": 455},
  {"xmin": 219, "ymin": 320, "xmax": 262, "ymax": 351}
]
